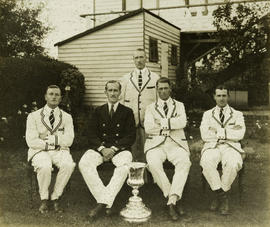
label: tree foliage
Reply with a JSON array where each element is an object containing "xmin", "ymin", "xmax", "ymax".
[
  {"xmin": 203, "ymin": 2, "xmax": 270, "ymax": 70},
  {"xmin": 0, "ymin": 0, "xmax": 50, "ymax": 57}
]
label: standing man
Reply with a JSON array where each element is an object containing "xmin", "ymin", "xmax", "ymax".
[
  {"xmin": 144, "ymin": 77, "xmax": 191, "ymax": 221},
  {"xmin": 121, "ymin": 48, "xmax": 160, "ymax": 161},
  {"xmin": 200, "ymin": 84, "xmax": 246, "ymax": 215},
  {"xmin": 79, "ymin": 80, "xmax": 136, "ymax": 220},
  {"xmin": 26, "ymin": 85, "xmax": 75, "ymax": 214}
]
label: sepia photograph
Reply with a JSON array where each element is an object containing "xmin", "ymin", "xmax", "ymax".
[{"xmin": 0, "ymin": 0, "xmax": 269, "ymax": 226}]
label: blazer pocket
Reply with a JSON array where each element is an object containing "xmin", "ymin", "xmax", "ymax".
[
  {"xmin": 124, "ymin": 100, "xmax": 130, "ymax": 102},
  {"xmin": 146, "ymin": 86, "xmax": 155, "ymax": 89}
]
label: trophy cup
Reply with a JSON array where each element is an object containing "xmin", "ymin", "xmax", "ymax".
[{"xmin": 120, "ymin": 162, "xmax": 151, "ymax": 223}]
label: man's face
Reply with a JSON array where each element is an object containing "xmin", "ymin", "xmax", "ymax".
[
  {"xmin": 105, "ymin": 82, "xmax": 121, "ymax": 104},
  {"xmin": 133, "ymin": 50, "xmax": 146, "ymax": 70},
  {"xmin": 45, "ymin": 88, "xmax": 61, "ymax": 109},
  {"xmin": 157, "ymin": 82, "xmax": 171, "ymax": 101},
  {"xmin": 214, "ymin": 89, "xmax": 229, "ymax": 108}
]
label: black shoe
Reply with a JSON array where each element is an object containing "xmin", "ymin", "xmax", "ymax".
[
  {"xmin": 53, "ymin": 199, "xmax": 63, "ymax": 213},
  {"xmin": 176, "ymin": 201, "xmax": 186, "ymax": 216},
  {"xmin": 105, "ymin": 208, "xmax": 113, "ymax": 216},
  {"xmin": 39, "ymin": 200, "xmax": 49, "ymax": 214},
  {"xmin": 209, "ymin": 197, "xmax": 219, "ymax": 211},
  {"xmin": 209, "ymin": 189, "xmax": 221, "ymax": 211},
  {"xmin": 219, "ymin": 193, "xmax": 229, "ymax": 215},
  {"xmin": 88, "ymin": 203, "xmax": 106, "ymax": 219},
  {"xmin": 168, "ymin": 204, "xmax": 179, "ymax": 221}
]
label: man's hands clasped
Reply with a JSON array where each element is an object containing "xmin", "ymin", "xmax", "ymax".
[{"xmin": 101, "ymin": 148, "xmax": 115, "ymax": 162}]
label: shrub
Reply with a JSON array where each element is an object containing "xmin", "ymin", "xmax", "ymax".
[
  {"xmin": 59, "ymin": 68, "xmax": 85, "ymax": 115},
  {"xmin": 0, "ymin": 56, "xmax": 76, "ymax": 116}
]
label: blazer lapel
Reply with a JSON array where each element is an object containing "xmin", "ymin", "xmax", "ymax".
[
  {"xmin": 51, "ymin": 110, "xmax": 62, "ymax": 134},
  {"xmin": 40, "ymin": 108, "xmax": 53, "ymax": 134},
  {"xmin": 223, "ymin": 107, "xmax": 233, "ymax": 127},
  {"xmin": 211, "ymin": 108, "xmax": 223, "ymax": 127},
  {"xmin": 140, "ymin": 69, "xmax": 151, "ymax": 92},
  {"xmin": 167, "ymin": 99, "xmax": 176, "ymax": 118},
  {"xmin": 155, "ymin": 102, "xmax": 165, "ymax": 118},
  {"xmin": 129, "ymin": 71, "xmax": 140, "ymax": 93}
]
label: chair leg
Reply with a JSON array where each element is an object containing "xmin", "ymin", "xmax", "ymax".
[
  {"xmin": 238, "ymin": 164, "xmax": 245, "ymax": 204},
  {"xmin": 27, "ymin": 167, "xmax": 34, "ymax": 209}
]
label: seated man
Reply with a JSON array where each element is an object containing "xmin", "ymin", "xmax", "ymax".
[
  {"xmin": 26, "ymin": 85, "xmax": 76, "ymax": 214},
  {"xmin": 79, "ymin": 80, "xmax": 136, "ymax": 220},
  {"xmin": 144, "ymin": 77, "xmax": 191, "ymax": 221},
  {"xmin": 200, "ymin": 84, "xmax": 246, "ymax": 215}
]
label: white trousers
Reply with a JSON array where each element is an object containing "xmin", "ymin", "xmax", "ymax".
[
  {"xmin": 31, "ymin": 150, "xmax": 75, "ymax": 200},
  {"xmin": 146, "ymin": 138, "xmax": 191, "ymax": 200},
  {"xmin": 79, "ymin": 149, "xmax": 132, "ymax": 208},
  {"xmin": 200, "ymin": 144, "xmax": 243, "ymax": 192}
]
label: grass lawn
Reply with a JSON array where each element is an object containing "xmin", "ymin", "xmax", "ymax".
[{"xmin": 0, "ymin": 138, "xmax": 269, "ymax": 227}]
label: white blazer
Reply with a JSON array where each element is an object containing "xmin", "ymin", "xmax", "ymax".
[
  {"xmin": 144, "ymin": 98, "xmax": 189, "ymax": 153},
  {"xmin": 121, "ymin": 67, "xmax": 160, "ymax": 127},
  {"xmin": 200, "ymin": 105, "xmax": 246, "ymax": 154},
  {"xmin": 25, "ymin": 105, "xmax": 74, "ymax": 161}
]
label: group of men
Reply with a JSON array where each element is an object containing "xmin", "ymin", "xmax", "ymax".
[{"xmin": 26, "ymin": 49, "xmax": 246, "ymax": 222}]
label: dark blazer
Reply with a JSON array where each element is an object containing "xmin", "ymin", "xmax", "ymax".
[{"xmin": 88, "ymin": 103, "xmax": 136, "ymax": 153}]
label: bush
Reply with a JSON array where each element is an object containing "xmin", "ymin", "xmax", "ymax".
[
  {"xmin": 0, "ymin": 56, "xmax": 86, "ymax": 117},
  {"xmin": 59, "ymin": 68, "xmax": 85, "ymax": 115},
  {"xmin": 0, "ymin": 56, "xmax": 74, "ymax": 116},
  {"xmin": 172, "ymin": 77, "xmax": 214, "ymax": 111}
]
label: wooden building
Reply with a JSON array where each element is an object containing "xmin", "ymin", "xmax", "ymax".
[{"xmin": 55, "ymin": 8, "xmax": 180, "ymax": 106}]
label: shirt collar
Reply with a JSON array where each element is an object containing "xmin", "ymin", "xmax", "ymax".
[
  {"xmin": 134, "ymin": 67, "xmax": 147, "ymax": 75},
  {"xmin": 108, "ymin": 102, "xmax": 119, "ymax": 111},
  {"xmin": 44, "ymin": 104, "xmax": 59, "ymax": 115},
  {"xmin": 216, "ymin": 104, "xmax": 229, "ymax": 113},
  {"xmin": 158, "ymin": 97, "xmax": 172, "ymax": 106}
]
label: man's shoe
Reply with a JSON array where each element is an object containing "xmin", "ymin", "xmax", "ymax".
[
  {"xmin": 219, "ymin": 193, "xmax": 229, "ymax": 215},
  {"xmin": 176, "ymin": 201, "xmax": 186, "ymax": 216},
  {"xmin": 105, "ymin": 208, "xmax": 113, "ymax": 216},
  {"xmin": 168, "ymin": 204, "xmax": 179, "ymax": 221},
  {"xmin": 209, "ymin": 197, "xmax": 219, "ymax": 211},
  {"xmin": 88, "ymin": 203, "xmax": 106, "ymax": 219},
  {"xmin": 53, "ymin": 199, "xmax": 63, "ymax": 213},
  {"xmin": 39, "ymin": 200, "xmax": 49, "ymax": 214}
]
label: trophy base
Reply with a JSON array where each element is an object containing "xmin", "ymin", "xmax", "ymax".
[{"xmin": 120, "ymin": 196, "xmax": 151, "ymax": 223}]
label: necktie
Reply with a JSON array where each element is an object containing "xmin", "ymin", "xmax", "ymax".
[
  {"xmin": 138, "ymin": 70, "xmax": 142, "ymax": 89},
  {"xmin": 163, "ymin": 102, "xmax": 168, "ymax": 117},
  {"xmin": 110, "ymin": 104, "xmax": 115, "ymax": 119},
  {"xmin": 49, "ymin": 110, "xmax": 55, "ymax": 128},
  {"xmin": 219, "ymin": 108, "xmax": 224, "ymax": 124}
]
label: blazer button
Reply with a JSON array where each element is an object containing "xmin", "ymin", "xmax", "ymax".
[
  {"xmin": 103, "ymin": 133, "xmax": 106, "ymax": 136},
  {"xmin": 117, "ymin": 124, "xmax": 120, "ymax": 127},
  {"xmin": 102, "ymin": 123, "xmax": 105, "ymax": 127},
  {"xmin": 116, "ymin": 133, "xmax": 119, "ymax": 137}
]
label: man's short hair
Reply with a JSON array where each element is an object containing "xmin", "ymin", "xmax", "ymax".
[
  {"xmin": 45, "ymin": 85, "xmax": 61, "ymax": 94},
  {"xmin": 214, "ymin": 84, "xmax": 229, "ymax": 95},
  {"xmin": 105, "ymin": 80, "xmax": 121, "ymax": 91},
  {"xmin": 156, "ymin": 77, "xmax": 171, "ymax": 88}
]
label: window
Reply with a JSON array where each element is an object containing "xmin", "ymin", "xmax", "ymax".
[
  {"xmin": 149, "ymin": 37, "xmax": 158, "ymax": 63},
  {"xmin": 171, "ymin": 45, "xmax": 178, "ymax": 66}
]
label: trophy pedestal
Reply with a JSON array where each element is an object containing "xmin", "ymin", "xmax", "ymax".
[
  {"xmin": 120, "ymin": 162, "xmax": 152, "ymax": 223},
  {"xmin": 120, "ymin": 190, "xmax": 151, "ymax": 223}
]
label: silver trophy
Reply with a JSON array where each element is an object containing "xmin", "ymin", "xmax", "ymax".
[{"xmin": 120, "ymin": 162, "xmax": 151, "ymax": 223}]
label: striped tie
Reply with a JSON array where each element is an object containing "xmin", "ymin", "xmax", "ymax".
[
  {"xmin": 49, "ymin": 110, "xmax": 55, "ymax": 128},
  {"xmin": 138, "ymin": 70, "xmax": 142, "ymax": 89},
  {"xmin": 219, "ymin": 108, "xmax": 224, "ymax": 124},
  {"xmin": 163, "ymin": 102, "xmax": 168, "ymax": 117}
]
